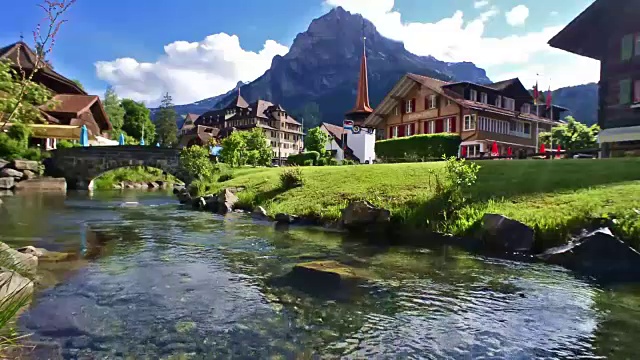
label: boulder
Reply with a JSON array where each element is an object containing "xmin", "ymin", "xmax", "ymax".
[
  {"xmin": 203, "ymin": 195, "xmax": 219, "ymax": 212},
  {"xmin": 17, "ymin": 246, "xmax": 75, "ymax": 262},
  {"xmin": 340, "ymin": 201, "xmax": 391, "ymax": 231},
  {"xmin": 0, "ymin": 168, "xmax": 23, "ymax": 179},
  {"xmin": 0, "ymin": 269, "xmax": 34, "ymax": 310},
  {"xmin": 0, "ymin": 158, "xmax": 9, "ymax": 169},
  {"xmin": 123, "ymin": 182, "xmax": 135, "ymax": 189},
  {"xmin": 539, "ymin": 228, "xmax": 640, "ymax": 282},
  {"xmin": 481, "ymin": 214, "xmax": 535, "ymax": 253},
  {"xmin": 275, "ymin": 213, "xmax": 298, "ymax": 225},
  {"xmin": 173, "ymin": 185, "xmax": 185, "ymax": 195},
  {"xmin": 252, "ymin": 206, "xmax": 269, "ymax": 219},
  {"xmin": 10, "ymin": 160, "xmax": 39, "ymax": 172},
  {"xmin": 148, "ymin": 181, "xmax": 160, "ymax": 189},
  {"xmin": 176, "ymin": 189, "xmax": 191, "ymax": 204},
  {"xmin": 192, "ymin": 197, "xmax": 207, "ymax": 210},
  {"xmin": 216, "ymin": 188, "xmax": 239, "ymax": 214},
  {"xmin": 14, "ymin": 177, "xmax": 66, "ymax": 192},
  {"xmin": 290, "ymin": 260, "xmax": 367, "ymax": 288},
  {"xmin": 113, "ymin": 183, "xmax": 123, "ymax": 189},
  {"xmin": 0, "ymin": 242, "xmax": 38, "ymax": 275},
  {"xmin": 22, "ymin": 169, "xmax": 36, "ymax": 180},
  {"xmin": 0, "ymin": 177, "xmax": 15, "ymax": 190}
]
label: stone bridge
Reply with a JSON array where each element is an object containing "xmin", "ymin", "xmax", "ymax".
[{"xmin": 45, "ymin": 146, "xmax": 193, "ymax": 190}]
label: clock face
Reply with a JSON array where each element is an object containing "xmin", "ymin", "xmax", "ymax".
[{"xmin": 352, "ymin": 125, "xmax": 361, "ymax": 134}]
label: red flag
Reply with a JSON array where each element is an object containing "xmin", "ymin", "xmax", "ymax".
[
  {"xmin": 546, "ymin": 86, "xmax": 552, "ymax": 109},
  {"xmin": 539, "ymin": 143, "xmax": 546, "ymax": 155},
  {"xmin": 533, "ymin": 81, "xmax": 539, "ymax": 105},
  {"xmin": 491, "ymin": 141, "xmax": 498, "ymax": 156},
  {"xmin": 556, "ymin": 144, "xmax": 562, "ymax": 159},
  {"xmin": 507, "ymin": 147, "xmax": 512, "ymax": 157},
  {"xmin": 461, "ymin": 146, "xmax": 467, "ymax": 158}
]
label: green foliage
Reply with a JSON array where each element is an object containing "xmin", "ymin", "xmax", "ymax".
[
  {"xmin": 154, "ymin": 92, "xmax": 178, "ymax": 147},
  {"xmin": 0, "ymin": 123, "xmax": 45, "ymax": 161},
  {"xmin": 92, "ymin": 166, "xmax": 177, "ymax": 190},
  {"xmin": 0, "ymin": 60, "xmax": 53, "ymax": 124},
  {"xmin": 342, "ymin": 159, "xmax": 356, "ymax": 165},
  {"xmin": 218, "ymin": 173, "xmax": 234, "ymax": 182},
  {"xmin": 316, "ymin": 158, "xmax": 327, "ymax": 166},
  {"xmin": 56, "ymin": 139, "xmax": 79, "ymax": 149},
  {"xmin": 72, "ymin": 79, "xmax": 84, "ymax": 90},
  {"xmin": 304, "ymin": 127, "xmax": 329, "ymax": 154},
  {"xmin": 287, "ymin": 151, "xmax": 320, "ymax": 166},
  {"xmin": 103, "ymin": 86, "xmax": 125, "ymax": 135},
  {"xmin": 180, "ymin": 145, "xmax": 214, "ymax": 180},
  {"xmin": 539, "ymin": 116, "xmax": 600, "ymax": 151},
  {"xmin": 327, "ymin": 158, "xmax": 339, "ymax": 166},
  {"xmin": 280, "ymin": 167, "xmax": 304, "ymax": 189},
  {"xmin": 220, "ymin": 129, "xmax": 272, "ymax": 167},
  {"xmin": 6, "ymin": 123, "xmax": 31, "ymax": 146},
  {"xmin": 121, "ymin": 99, "xmax": 155, "ymax": 145},
  {"xmin": 376, "ymin": 134, "xmax": 461, "ymax": 162}
]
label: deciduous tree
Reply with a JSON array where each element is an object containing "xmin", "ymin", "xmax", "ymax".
[
  {"xmin": 103, "ymin": 86, "xmax": 125, "ymax": 135},
  {"xmin": 304, "ymin": 127, "xmax": 329, "ymax": 154},
  {"xmin": 121, "ymin": 99, "xmax": 155, "ymax": 145},
  {"xmin": 538, "ymin": 116, "xmax": 600, "ymax": 151}
]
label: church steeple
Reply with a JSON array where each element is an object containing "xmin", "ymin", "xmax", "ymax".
[{"xmin": 346, "ymin": 27, "xmax": 373, "ymax": 123}]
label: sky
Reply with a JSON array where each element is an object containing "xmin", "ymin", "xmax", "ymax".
[{"xmin": 1, "ymin": 0, "xmax": 599, "ymax": 106}]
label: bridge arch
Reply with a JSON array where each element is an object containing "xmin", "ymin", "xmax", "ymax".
[{"xmin": 45, "ymin": 146, "xmax": 193, "ymax": 190}]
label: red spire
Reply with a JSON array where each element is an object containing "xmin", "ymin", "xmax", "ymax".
[{"xmin": 348, "ymin": 44, "xmax": 373, "ymax": 116}]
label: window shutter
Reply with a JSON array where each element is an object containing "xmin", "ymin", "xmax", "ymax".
[
  {"xmin": 635, "ymin": 80, "xmax": 640, "ymax": 103},
  {"xmin": 425, "ymin": 97, "xmax": 429, "ymax": 109},
  {"xmin": 399, "ymin": 125, "xmax": 405, "ymax": 137},
  {"xmin": 389, "ymin": 127, "xmax": 393, "ymax": 138},
  {"xmin": 435, "ymin": 119, "xmax": 443, "ymax": 133},
  {"xmin": 411, "ymin": 123, "xmax": 416, "ymax": 135},
  {"xmin": 401, "ymin": 101, "xmax": 406, "ymax": 114},
  {"xmin": 411, "ymin": 98, "xmax": 416, "ymax": 112},
  {"xmin": 450, "ymin": 117, "xmax": 457, "ymax": 133},
  {"xmin": 622, "ymin": 34, "xmax": 634, "ymax": 61},
  {"xmin": 620, "ymin": 79, "xmax": 632, "ymax": 104}
]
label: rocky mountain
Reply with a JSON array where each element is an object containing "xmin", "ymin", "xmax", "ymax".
[
  {"xmin": 551, "ymin": 83, "xmax": 598, "ymax": 126},
  {"xmin": 159, "ymin": 7, "xmax": 490, "ymax": 127}
]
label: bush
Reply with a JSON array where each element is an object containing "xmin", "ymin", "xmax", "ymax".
[
  {"xmin": 287, "ymin": 151, "xmax": 321, "ymax": 166},
  {"xmin": 280, "ymin": 167, "xmax": 304, "ymax": 189},
  {"xmin": 180, "ymin": 145, "xmax": 214, "ymax": 180},
  {"xmin": 342, "ymin": 159, "xmax": 356, "ymax": 165},
  {"xmin": 0, "ymin": 134, "xmax": 26, "ymax": 160},
  {"xmin": 56, "ymin": 139, "xmax": 79, "ymax": 149},
  {"xmin": 376, "ymin": 134, "xmax": 461, "ymax": 162},
  {"xmin": 7, "ymin": 122, "xmax": 31, "ymax": 146},
  {"xmin": 303, "ymin": 159, "xmax": 314, "ymax": 166},
  {"xmin": 327, "ymin": 158, "xmax": 339, "ymax": 166},
  {"xmin": 317, "ymin": 158, "xmax": 327, "ymax": 166},
  {"xmin": 428, "ymin": 156, "xmax": 481, "ymax": 221}
]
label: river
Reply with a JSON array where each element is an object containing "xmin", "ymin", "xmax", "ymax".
[{"xmin": 1, "ymin": 190, "xmax": 640, "ymax": 359}]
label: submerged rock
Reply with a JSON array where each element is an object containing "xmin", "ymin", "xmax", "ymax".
[
  {"xmin": 176, "ymin": 188, "xmax": 191, "ymax": 204},
  {"xmin": 275, "ymin": 213, "xmax": 298, "ymax": 225},
  {"xmin": 17, "ymin": 246, "xmax": 75, "ymax": 262},
  {"xmin": 290, "ymin": 260, "xmax": 367, "ymax": 288},
  {"xmin": 481, "ymin": 214, "xmax": 535, "ymax": 253},
  {"xmin": 340, "ymin": 201, "xmax": 390, "ymax": 231},
  {"xmin": 14, "ymin": 177, "xmax": 66, "ymax": 192},
  {"xmin": 217, "ymin": 188, "xmax": 239, "ymax": 214},
  {"xmin": 539, "ymin": 228, "xmax": 640, "ymax": 282}
]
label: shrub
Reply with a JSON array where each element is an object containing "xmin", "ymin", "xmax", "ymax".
[
  {"xmin": 180, "ymin": 145, "xmax": 214, "ymax": 180},
  {"xmin": 317, "ymin": 158, "xmax": 327, "ymax": 166},
  {"xmin": 287, "ymin": 151, "xmax": 321, "ymax": 166},
  {"xmin": 376, "ymin": 134, "xmax": 461, "ymax": 162},
  {"xmin": 218, "ymin": 173, "xmax": 234, "ymax": 182},
  {"xmin": 280, "ymin": 167, "xmax": 304, "ymax": 189},
  {"xmin": 21, "ymin": 147, "xmax": 47, "ymax": 162},
  {"xmin": 7, "ymin": 122, "xmax": 31, "ymax": 146},
  {"xmin": 342, "ymin": 159, "xmax": 356, "ymax": 165},
  {"xmin": 0, "ymin": 134, "xmax": 26, "ymax": 160},
  {"xmin": 327, "ymin": 158, "xmax": 339, "ymax": 166},
  {"xmin": 428, "ymin": 156, "xmax": 481, "ymax": 221},
  {"xmin": 303, "ymin": 159, "xmax": 314, "ymax": 166},
  {"xmin": 56, "ymin": 139, "xmax": 79, "ymax": 149}
]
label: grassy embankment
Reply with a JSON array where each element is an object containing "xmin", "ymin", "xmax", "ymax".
[
  {"xmin": 199, "ymin": 158, "xmax": 640, "ymax": 249},
  {"xmin": 92, "ymin": 166, "xmax": 179, "ymax": 190}
]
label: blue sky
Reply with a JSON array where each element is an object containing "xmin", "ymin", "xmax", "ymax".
[{"xmin": 1, "ymin": 0, "xmax": 598, "ymax": 105}]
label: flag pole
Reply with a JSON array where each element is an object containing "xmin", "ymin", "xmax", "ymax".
[
  {"xmin": 535, "ymin": 74, "xmax": 539, "ymax": 153},
  {"xmin": 549, "ymin": 78, "xmax": 553, "ymax": 160}
]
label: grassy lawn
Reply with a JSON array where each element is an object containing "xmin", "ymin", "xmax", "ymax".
[
  {"xmin": 202, "ymin": 158, "xmax": 640, "ymax": 247},
  {"xmin": 92, "ymin": 166, "xmax": 178, "ymax": 190}
]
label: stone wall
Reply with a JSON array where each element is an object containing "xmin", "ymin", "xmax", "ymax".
[{"xmin": 45, "ymin": 146, "xmax": 192, "ymax": 190}]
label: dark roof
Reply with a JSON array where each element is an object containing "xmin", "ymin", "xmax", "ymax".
[
  {"xmin": 40, "ymin": 94, "xmax": 112, "ymax": 132},
  {"xmin": 320, "ymin": 122, "xmax": 359, "ymax": 162},
  {"xmin": 487, "ymin": 78, "xmax": 520, "ymax": 91},
  {"xmin": 197, "ymin": 99, "xmax": 302, "ymax": 127},
  {"xmin": 548, "ymin": 0, "xmax": 629, "ymax": 60},
  {"xmin": 0, "ymin": 41, "xmax": 87, "ymax": 95},
  {"xmin": 224, "ymin": 93, "xmax": 249, "ymax": 109}
]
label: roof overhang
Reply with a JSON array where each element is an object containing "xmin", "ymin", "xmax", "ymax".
[
  {"xmin": 598, "ymin": 125, "xmax": 640, "ymax": 143},
  {"xmin": 363, "ymin": 75, "xmax": 418, "ymax": 127}
]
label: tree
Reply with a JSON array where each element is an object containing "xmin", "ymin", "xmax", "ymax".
[
  {"xmin": 72, "ymin": 79, "xmax": 84, "ymax": 90},
  {"xmin": 220, "ymin": 131, "xmax": 246, "ymax": 167},
  {"xmin": 103, "ymin": 86, "xmax": 125, "ymax": 135},
  {"xmin": 243, "ymin": 128, "xmax": 272, "ymax": 166},
  {"xmin": 154, "ymin": 92, "xmax": 178, "ymax": 147},
  {"xmin": 0, "ymin": 61, "xmax": 53, "ymax": 125},
  {"xmin": 539, "ymin": 116, "xmax": 600, "ymax": 151},
  {"xmin": 180, "ymin": 145, "xmax": 214, "ymax": 180},
  {"xmin": 121, "ymin": 99, "xmax": 155, "ymax": 145},
  {"xmin": 304, "ymin": 127, "xmax": 329, "ymax": 154}
]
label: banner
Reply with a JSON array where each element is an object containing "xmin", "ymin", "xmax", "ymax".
[{"xmin": 343, "ymin": 120, "xmax": 354, "ymax": 131}]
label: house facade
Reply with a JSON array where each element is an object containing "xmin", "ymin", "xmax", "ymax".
[
  {"xmin": 364, "ymin": 74, "xmax": 566, "ymax": 158},
  {"xmin": 190, "ymin": 94, "xmax": 304, "ymax": 162},
  {"xmin": 548, "ymin": 0, "xmax": 640, "ymax": 157},
  {"xmin": 0, "ymin": 41, "xmax": 112, "ymax": 149}
]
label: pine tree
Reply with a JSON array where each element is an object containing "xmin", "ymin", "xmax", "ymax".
[
  {"xmin": 103, "ymin": 86, "xmax": 125, "ymax": 135},
  {"xmin": 155, "ymin": 92, "xmax": 178, "ymax": 147}
]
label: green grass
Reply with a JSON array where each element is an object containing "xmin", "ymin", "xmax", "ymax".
[
  {"xmin": 198, "ymin": 159, "xmax": 640, "ymax": 248},
  {"xmin": 92, "ymin": 166, "xmax": 179, "ymax": 190}
]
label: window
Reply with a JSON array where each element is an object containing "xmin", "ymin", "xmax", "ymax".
[
  {"xmin": 446, "ymin": 98, "xmax": 452, "ymax": 106},
  {"xmin": 636, "ymin": 34, "xmax": 640, "ymax": 57},
  {"xmin": 429, "ymin": 95, "xmax": 437, "ymax": 109},
  {"xmin": 405, "ymin": 100, "xmax": 413, "ymax": 113},
  {"xmin": 392, "ymin": 126, "xmax": 399, "ymax": 138},
  {"xmin": 406, "ymin": 124, "xmax": 412, "ymax": 136},
  {"xmin": 495, "ymin": 95, "xmax": 502, "ymax": 108},
  {"xmin": 622, "ymin": 34, "xmax": 634, "ymax": 61},
  {"xmin": 635, "ymin": 80, "xmax": 640, "ymax": 104},
  {"xmin": 463, "ymin": 144, "xmax": 481, "ymax": 158},
  {"xmin": 522, "ymin": 103, "xmax": 531, "ymax": 114},
  {"xmin": 620, "ymin": 79, "xmax": 632, "ymax": 105},
  {"xmin": 503, "ymin": 97, "xmax": 515, "ymax": 110},
  {"xmin": 444, "ymin": 118, "xmax": 451, "ymax": 132},
  {"xmin": 469, "ymin": 89, "xmax": 478, "ymax": 102},
  {"xmin": 480, "ymin": 92, "xmax": 488, "ymax": 104},
  {"xmin": 523, "ymin": 122, "xmax": 531, "ymax": 135},
  {"xmin": 427, "ymin": 121, "xmax": 435, "ymax": 134},
  {"xmin": 394, "ymin": 106, "xmax": 399, "ymax": 116},
  {"xmin": 463, "ymin": 115, "xmax": 476, "ymax": 131}
]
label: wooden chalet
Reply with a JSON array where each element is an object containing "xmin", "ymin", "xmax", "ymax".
[
  {"xmin": 0, "ymin": 41, "xmax": 112, "ymax": 149},
  {"xmin": 364, "ymin": 74, "xmax": 566, "ymax": 158},
  {"xmin": 548, "ymin": 0, "xmax": 640, "ymax": 157},
  {"xmin": 190, "ymin": 93, "xmax": 304, "ymax": 162}
]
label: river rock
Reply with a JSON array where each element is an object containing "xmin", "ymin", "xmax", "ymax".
[
  {"xmin": 481, "ymin": 214, "xmax": 535, "ymax": 253},
  {"xmin": 192, "ymin": 197, "xmax": 207, "ymax": 210},
  {"xmin": 148, "ymin": 181, "xmax": 160, "ymax": 189},
  {"xmin": 252, "ymin": 206, "xmax": 268, "ymax": 219},
  {"xmin": 217, "ymin": 188, "xmax": 239, "ymax": 214},
  {"xmin": 0, "ymin": 269, "xmax": 34, "ymax": 309},
  {"xmin": 290, "ymin": 260, "xmax": 367, "ymax": 289},
  {"xmin": 0, "ymin": 158, "xmax": 8, "ymax": 169},
  {"xmin": 539, "ymin": 228, "xmax": 640, "ymax": 282},
  {"xmin": 340, "ymin": 201, "xmax": 391, "ymax": 231},
  {"xmin": 22, "ymin": 169, "xmax": 36, "ymax": 180},
  {"xmin": 0, "ymin": 177, "xmax": 15, "ymax": 190},
  {"xmin": 176, "ymin": 189, "xmax": 191, "ymax": 204},
  {"xmin": 14, "ymin": 177, "xmax": 66, "ymax": 192},
  {"xmin": 0, "ymin": 242, "xmax": 38, "ymax": 275},
  {"xmin": 10, "ymin": 160, "xmax": 39, "ymax": 172},
  {"xmin": 0, "ymin": 167, "xmax": 23, "ymax": 179},
  {"xmin": 203, "ymin": 195, "xmax": 219, "ymax": 212},
  {"xmin": 17, "ymin": 246, "xmax": 75, "ymax": 262},
  {"xmin": 275, "ymin": 213, "xmax": 298, "ymax": 225}
]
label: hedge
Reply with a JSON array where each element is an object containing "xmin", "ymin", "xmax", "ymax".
[
  {"xmin": 376, "ymin": 133, "xmax": 461, "ymax": 162},
  {"xmin": 287, "ymin": 151, "xmax": 321, "ymax": 166}
]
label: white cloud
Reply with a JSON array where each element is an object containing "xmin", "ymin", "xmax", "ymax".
[
  {"xmin": 474, "ymin": 0, "xmax": 489, "ymax": 9},
  {"xmin": 550, "ymin": 11, "xmax": 559, "ymax": 16},
  {"xmin": 325, "ymin": 0, "xmax": 598, "ymax": 89},
  {"xmin": 505, "ymin": 5, "xmax": 530, "ymax": 26},
  {"xmin": 94, "ymin": 33, "xmax": 288, "ymax": 105}
]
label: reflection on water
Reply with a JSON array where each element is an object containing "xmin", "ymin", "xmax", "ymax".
[{"xmin": 0, "ymin": 190, "xmax": 639, "ymax": 358}]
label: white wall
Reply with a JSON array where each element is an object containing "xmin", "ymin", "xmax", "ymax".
[
  {"xmin": 325, "ymin": 137, "xmax": 344, "ymax": 161},
  {"xmin": 346, "ymin": 128, "xmax": 376, "ymax": 164}
]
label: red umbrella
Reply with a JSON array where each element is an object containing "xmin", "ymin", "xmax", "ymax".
[
  {"xmin": 461, "ymin": 146, "xmax": 467, "ymax": 158},
  {"xmin": 491, "ymin": 141, "xmax": 498, "ymax": 156},
  {"xmin": 539, "ymin": 143, "xmax": 546, "ymax": 155},
  {"xmin": 507, "ymin": 147, "xmax": 512, "ymax": 157},
  {"xmin": 556, "ymin": 144, "xmax": 562, "ymax": 159}
]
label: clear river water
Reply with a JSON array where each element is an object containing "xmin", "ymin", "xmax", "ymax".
[{"xmin": 1, "ymin": 190, "xmax": 640, "ymax": 359}]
